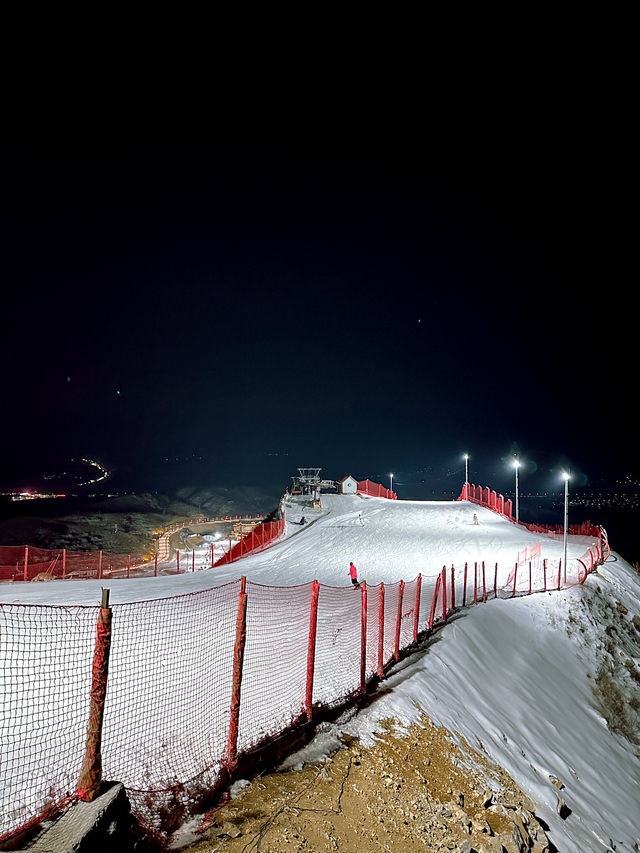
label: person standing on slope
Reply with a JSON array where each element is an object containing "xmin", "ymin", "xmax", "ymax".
[{"xmin": 349, "ymin": 561, "xmax": 360, "ymax": 589}]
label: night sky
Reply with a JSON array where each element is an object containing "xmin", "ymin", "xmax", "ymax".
[{"xmin": 1, "ymin": 116, "xmax": 633, "ymax": 498}]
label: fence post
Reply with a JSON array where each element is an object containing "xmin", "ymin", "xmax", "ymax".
[
  {"xmin": 494, "ymin": 563, "xmax": 498, "ymax": 598},
  {"xmin": 127, "ymin": 555, "xmax": 131, "ymax": 579},
  {"xmin": 360, "ymin": 581, "xmax": 367, "ymax": 695},
  {"xmin": 377, "ymin": 583, "xmax": 385, "ymax": 677},
  {"xmin": 97, "ymin": 550, "xmax": 103, "ymax": 580},
  {"xmin": 224, "ymin": 577, "xmax": 248, "ymax": 772},
  {"xmin": 512, "ymin": 563, "xmax": 518, "ymax": 597},
  {"xmin": 77, "ymin": 588, "xmax": 112, "ymax": 801},
  {"xmin": 154, "ymin": 553, "xmax": 158, "ymax": 577},
  {"xmin": 23, "ymin": 546, "xmax": 29, "ymax": 582},
  {"xmin": 442, "ymin": 567, "xmax": 447, "ymax": 621},
  {"xmin": 428, "ymin": 575, "xmax": 440, "ymax": 629},
  {"xmin": 413, "ymin": 574, "xmax": 422, "ymax": 641},
  {"xmin": 305, "ymin": 580, "xmax": 320, "ymax": 722},
  {"xmin": 597, "ymin": 527, "xmax": 604, "ymax": 564},
  {"xmin": 482, "ymin": 561, "xmax": 487, "ymax": 603},
  {"xmin": 463, "ymin": 562, "xmax": 468, "ymax": 607},
  {"xmin": 543, "ymin": 558, "xmax": 547, "ymax": 592},
  {"xmin": 393, "ymin": 580, "xmax": 404, "ymax": 662},
  {"xmin": 192, "ymin": 551, "xmax": 195, "ymax": 572},
  {"xmin": 62, "ymin": 548, "xmax": 66, "ymax": 580},
  {"xmin": 557, "ymin": 560, "xmax": 562, "ymax": 591},
  {"xmin": 210, "ymin": 543, "xmax": 214, "ymax": 567},
  {"xmin": 177, "ymin": 550, "xmax": 180, "ymax": 574},
  {"xmin": 528, "ymin": 561, "xmax": 532, "ymax": 595},
  {"xmin": 473, "ymin": 562, "xmax": 478, "ymax": 605},
  {"xmin": 450, "ymin": 565, "xmax": 455, "ymax": 610}
]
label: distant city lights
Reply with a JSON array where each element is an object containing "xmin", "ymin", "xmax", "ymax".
[{"xmin": 3, "ymin": 458, "xmax": 110, "ymax": 501}]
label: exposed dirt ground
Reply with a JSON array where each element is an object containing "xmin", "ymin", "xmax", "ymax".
[{"xmin": 180, "ymin": 714, "xmax": 554, "ymax": 853}]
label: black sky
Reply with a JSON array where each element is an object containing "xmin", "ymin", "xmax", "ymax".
[{"xmin": 1, "ymin": 101, "xmax": 634, "ymax": 496}]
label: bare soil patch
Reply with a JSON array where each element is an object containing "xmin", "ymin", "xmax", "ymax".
[{"xmin": 180, "ymin": 714, "xmax": 553, "ymax": 853}]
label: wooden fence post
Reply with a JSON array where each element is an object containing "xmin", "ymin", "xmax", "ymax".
[
  {"xmin": 413, "ymin": 574, "xmax": 422, "ymax": 641},
  {"xmin": 442, "ymin": 567, "xmax": 447, "ymax": 621},
  {"xmin": 77, "ymin": 588, "xmax": 112, "ymax": 801},
  {"xmin": 428, "ymin": 574, "xmax": 441, "ymax": 629},
  {"xmin": 377, "ymin": 583, "xmax": 385, "ymax": 677},
  {"xmin": 463, "ymin": 562, "xmax": 468, "ymax": 607},
  {"xmin": 305, "ymin": 580, "xmax": 320, "ymax": 721},
  {"xmin": 224, "ymin": 577, "xmax": 248, "ymax": 772},
  {"xmin": 360, "ymin": 581, "xmax": 367, "ymax": 695},
  {"xmin": 23, "ymin": 546, "xmax": 29, "ymax": 582}
]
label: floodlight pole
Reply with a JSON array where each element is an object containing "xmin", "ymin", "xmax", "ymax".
[
  {"xmin": 514, "ymin": 459, "xmax": 520, "ymax": 522},
  {"xmin": 389, "ymin": 473, "xmax": 394, "ymax": 494},
  {"xmin": 562, "ymin": 472, "xmax": 570, "ymax": 583},
  {"xmin": 463, "ymin": 454, "xmax": 469, "ymax": 497}
]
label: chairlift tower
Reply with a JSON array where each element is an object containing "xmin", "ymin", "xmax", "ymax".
[{"xmin": 290, "ymin": 467, "xmax": 322, "ymax": 502}]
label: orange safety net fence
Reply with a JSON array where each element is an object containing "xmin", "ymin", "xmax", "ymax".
[
  {"xmin": 0, "ymin": 545, "xmax": 147, "ymax": 582},
  {"xmin": 0, "ymin": 539, "xmax": 607, "ymax": 844}
]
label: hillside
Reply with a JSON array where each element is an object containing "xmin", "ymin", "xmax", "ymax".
[
  {"xmin": 0, "ymin": 486, "xmax": 279, "ymax": 556},
  {"xmin": 2, "ymin": 494, "xmax": 638, "ymax": 852}
]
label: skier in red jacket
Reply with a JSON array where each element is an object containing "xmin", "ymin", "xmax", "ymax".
[{"xmin": 349, "ymin": 561, "xmax": 359, "ymax": 588}]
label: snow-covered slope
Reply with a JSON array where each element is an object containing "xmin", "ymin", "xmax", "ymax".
[
  {"xmin": 359, "ymin": 565, "xmax": 640, "ymax": 852},
  {"xmin": 0, "ymin": 494, "xmax": 591, "ymax": 605},
  {"xmin": 1, "ymin": 494, "xmax": 637, "ymax": 851}
]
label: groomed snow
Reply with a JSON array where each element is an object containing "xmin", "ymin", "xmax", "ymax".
[
  {"xmin": 0, "ymin": 494, "xmax": 594, "ymax": 605},
  {"xmin": 1, "ymin": 494, "xmax": 638, "ymax": 852}
]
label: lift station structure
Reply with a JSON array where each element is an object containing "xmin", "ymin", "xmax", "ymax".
[{"xmin": 290, "ymin": 467, "xmax": 322, "ymax": 498}]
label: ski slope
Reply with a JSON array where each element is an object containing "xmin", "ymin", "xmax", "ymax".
[
  {"xmin": 0, "ymin": 494, "xmax": 593, "ymax": 606},
  {"xmin": 1, "ymin": 495, "xmax": 638, "ymax": 852}
]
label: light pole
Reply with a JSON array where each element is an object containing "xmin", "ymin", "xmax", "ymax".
[
  {"xmin": 389, "ymin": 473, "xmax": 394, "ymax": 495},
  {"xmin": 513, "ymin": 458, "xmax": 521, "ymax": 522},
  {"xmin": 562, "ymin": 472, "xmax": 570, "ymax": 583},
  {"xmin": 463, "ymin": 454, "xmax": 469, "ymax": 498}
]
